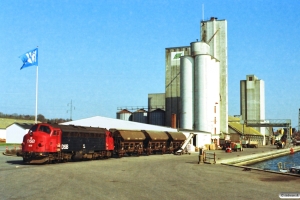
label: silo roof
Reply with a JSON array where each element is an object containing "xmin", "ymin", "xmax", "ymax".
[{"xmin": 118, "ymin": 109, "xmax": 132, "ymax": 114}]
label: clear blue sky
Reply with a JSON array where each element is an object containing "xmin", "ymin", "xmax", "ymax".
[{"xmin": 0, "ymin": 1, "xmax": 299, "ymax": 127}]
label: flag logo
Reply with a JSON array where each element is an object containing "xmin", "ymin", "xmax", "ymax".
[{"xmin": 19, "ymin": 48, "xmax": 38, "ymax": 70}]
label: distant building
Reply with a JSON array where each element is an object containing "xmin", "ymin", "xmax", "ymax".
[
  {"xmin": 240, "ymin": 74, "xmax": 267, "ymax": 144},
  {"xmin": 6, "ymin": 123, "xmax": 34, "ymax": 143},
  {"xmin": 0, "ymin": 119, "xmax": 36, "ymax": 142}
]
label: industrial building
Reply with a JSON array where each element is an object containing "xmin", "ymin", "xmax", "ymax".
[
  {"xmin": 165, "ymin": 17, "xmax": 227, "ymax": 132},
  {"xmin": 115, "ymin": 17, "xmax": 229, "ymax": 148},
  {"xmin": 200, "ymin": 17, "xmax": 228, "ymax": 136},
  {"xmin": 115, "ymin": 17, "xmax": 271, "ymax": 149},
  {"xmin": 240, "ymin": 74, "xmax": 267, "ymax": 144},
  {"xmin": 163, "ymin": 17, "xmax": 228, "ymax": 146},
  {"xmin": 165, "ymin": 46, "xmax": 191, "ymax": 127}
]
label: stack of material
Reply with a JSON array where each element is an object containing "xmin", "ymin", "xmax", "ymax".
[
  {"xmin": 209, "ymin": 144, "xmax": 216, "ymax": 150},
  {"xmin": 205, "ymin": 144, "xmax": 210, "ymax": 150}
]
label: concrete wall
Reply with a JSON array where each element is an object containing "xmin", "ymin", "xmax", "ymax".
[
  {"xmin": 165, "ymin": 47, "xmax": 191, "ymax": 127},
  {"xmin": 148, "ymin": 93, "xmax": 165, "ymax": 111}
]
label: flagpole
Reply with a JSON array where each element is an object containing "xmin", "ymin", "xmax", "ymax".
[
  {"xmin": 35, "ymin": 46, "xmax": 39, "ymax": 123},
  {"xmin": 19, "ymin": 47, "xmax": 39, "ymax": 123},
  {"xmin": 35, "ymin": 65, "xmax": 38, "ymax": 123}
]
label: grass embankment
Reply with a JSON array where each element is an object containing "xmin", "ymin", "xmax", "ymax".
[{"xmin": 0, "ymin": 143, "xmax": 21, "ymax": 146}]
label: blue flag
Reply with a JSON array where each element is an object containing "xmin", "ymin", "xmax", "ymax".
[{"xmin": 19, "ymin": 48, "xmax": 38, "ymax": 70}]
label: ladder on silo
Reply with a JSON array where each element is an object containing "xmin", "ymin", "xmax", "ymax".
[{"xmin": 176, "ymin": 133, "xmax": 194, "ymax": 155}]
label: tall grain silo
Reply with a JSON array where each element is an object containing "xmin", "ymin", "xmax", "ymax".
[
  {"xmin": 193, "ymin": 42, "xmax": 211, "ymax": 132},
  {"xmin": 179, "ymin": 41, "xmax": 221, "ymax": 133},
  {"xmin": 180, "ymin": 55, "xmax": 194, "ymax": 129},
  {"xmin": 116, "ymin": 109, "xmax": 132, "ymax": 121},
  {"xmin": 194, "ymin": 54, "xmax": 210, "ymax": 132},
  {"xmin": 132, "ymin": 109, "xmax": 148, "ymax": 123},
  {"xmin": 207, "ymin": 58, "xmax": 220, "ymax": 134}
]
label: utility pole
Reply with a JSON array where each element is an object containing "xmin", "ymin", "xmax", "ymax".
[{"xmin": 67, "ymin": 100, "xmax": 75, "ymax": 120}]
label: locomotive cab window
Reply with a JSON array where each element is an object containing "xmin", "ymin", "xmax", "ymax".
[
  {"xmin": 30, "ymin": 125, "xmax": 38, "ymax": 132},
  {"xmin": 39, "ymin": 125, "xmax": 51, "ymax": 134}
]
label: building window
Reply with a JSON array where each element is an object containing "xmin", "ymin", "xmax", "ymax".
[{"xmin": 248, "ymin": 76, "xmax": 253, "ymax": 81}]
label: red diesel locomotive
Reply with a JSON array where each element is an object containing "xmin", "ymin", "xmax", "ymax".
[
  {"xmin": 21, "ymin": 123, "xmax": 114, "ymax": 164},
  {"xmin": 21, "ymin": 123, "xmax": 187, "ymax": 164}
]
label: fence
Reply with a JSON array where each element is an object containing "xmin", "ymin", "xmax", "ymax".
[{"xmin": 203, "ymin": 151, "xmax": 216, "ymax": 164}]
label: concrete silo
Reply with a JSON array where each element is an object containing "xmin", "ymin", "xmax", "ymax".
[
  {"xmin": 180, "ymin": 41, "xmax": 220, "ymax": 134},
  {"xmin": 180, "ymin": 55, "xmax": 194, "ymax": 129},
  {"xmin": 194, "ymin": 42, "xmax": 211, "ymax": 132}
]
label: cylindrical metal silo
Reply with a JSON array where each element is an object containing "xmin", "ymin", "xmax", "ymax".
[
  {"xmin": 132, "ymin": 109, "xmax": 148, "ymax": 123},
  {"xmin": 149, "ymin": 109, "xmax": 165, "ymax": 126},
  {"xmin": 116, "ymin": 109, "xmax": 132, "ymax": 121},
  {"xmin": 180, "ymin": 55, "xmax": 194, "ymax": 129}
]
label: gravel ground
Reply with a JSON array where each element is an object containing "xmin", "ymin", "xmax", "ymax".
[{"xmin": 0, "ymin": 145, "xmax": 300, "ymax": 200}]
